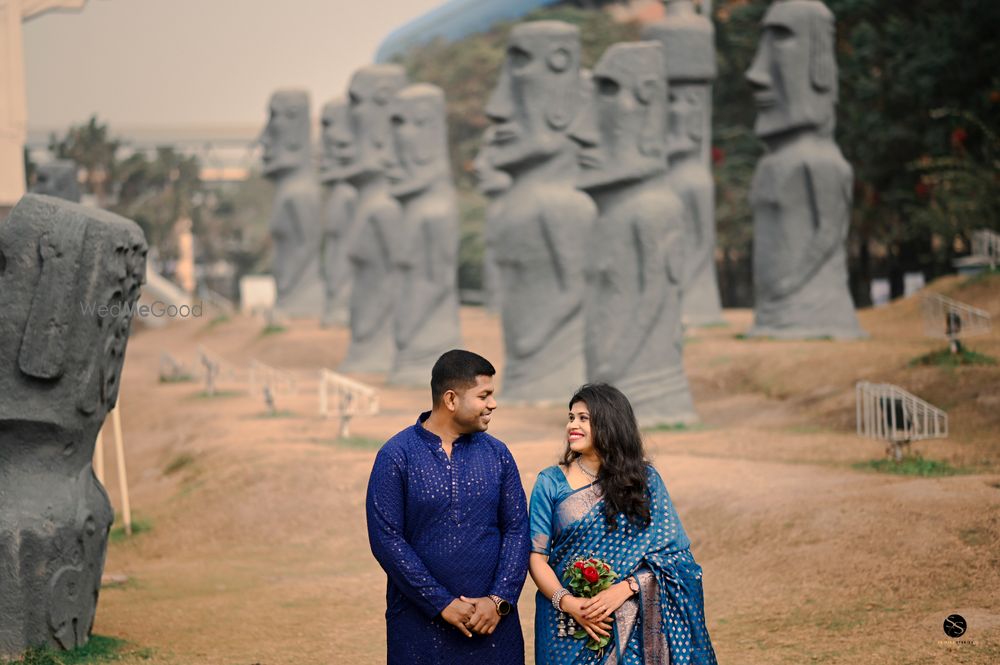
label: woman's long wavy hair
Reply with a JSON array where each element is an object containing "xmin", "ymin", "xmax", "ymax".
[{"xmin": 561, "ymin": 383, "xmax": 651, "ymax": 530}]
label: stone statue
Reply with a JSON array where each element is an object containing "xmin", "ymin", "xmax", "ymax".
[
  {"xmin": 338, "ymin": 65, "xmax": 407, "ymax": 373},
  {"xmin": 473, "ymin": 127, "xmax": 511, "ymax": 313},
  {"xmin": 259, "ymin": 89, "xmax": 324, "ymax": 319},
  {"xmin": 484, "ymin": 21, "xmax": 595, "ymax": 403},
  {"xmin": 318, "ymin": 97, "xmax": 358, "ymax": 327},
  {"xmin": 642, "ymin": 0, "xmax": 724, "ymax": 326},
  {"xmin": 385, "ymin": 84, "xmax": 463, "ymax": 385},
  {"xmin": 0, "ymin": 193, "xmax": 146, "ymax": 659},
  {"xmin": 570, "ymin": 42, "xmax": 696, "ymax": 426},
  {"xmin": 745, "ymin": 0, "xmax": 864, "ymax": 338},
  {"xmin": 30, "ymin": 160, "xmax": 81, "ymax": 202}
]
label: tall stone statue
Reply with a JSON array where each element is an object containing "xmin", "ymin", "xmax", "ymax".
[
  {"xmin": 570, "ymin": 42, "xmax": 696, "ymax": 426},
  {"xmin": 29, "ymin": 160, "xmax": 81, "ymax": 202},
  {"xmin": 0, "ymin": 193, "xmax": 146, "ymax": 659},
  {"xmin": 259, "ymin": 89, "xmax": 324, "ymax": 319},
  {"xmin": 338, "ymin": 65, "xmax": 407, "ymax": 373},
  {"xmin": 473, "ymin": 127, "xmax": 511, "ymax": 313},
  {"xmin": 484, "ymin": 21, "xmax": 596, "ymax": 403},
  {"xmin": 318, "ymin": 98, "xmax": 358, "ymax": 327},
  {"xmin": 385, "ymin": 84, "xmax": 462, "ymax": 385},
  {"xmin": 643, "ymin": 0, "xmax": 724, "ymax": 326},
  {"xmin": 745, "ymin": 0, "xmax": 864, "ymax": 338}
]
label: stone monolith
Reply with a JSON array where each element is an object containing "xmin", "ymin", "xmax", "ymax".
[
  {"xmin": 318, "ymin": 98, "xmax": 358, "ymax": 327},
  {"xmin": 29, "ymin": 160, "xmax": 81, "ymax": 202}
]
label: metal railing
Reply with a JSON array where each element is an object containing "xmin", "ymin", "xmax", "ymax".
[
  {"xmin": 971, "ymin": 229, "xmax": 1000, "ymax": 267},
  {"xmin": 318, "ymin": 369, "xmax": 380, "ymax": 437},
  {"xmin": 921, "ymin": 293, "xmax": 991, "ymax": 341},
  {"xmin": 856, "ymin": 381, "xmax": 948, "ymax": 459}
]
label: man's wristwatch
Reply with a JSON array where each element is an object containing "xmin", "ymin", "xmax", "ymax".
[
  {"xmin": 626, "ymin": 576, "xmax": 640, "ymax": 596},
  {"xmin": 488, "ymin": 594, "xmax": 512, "ymax": 616}
]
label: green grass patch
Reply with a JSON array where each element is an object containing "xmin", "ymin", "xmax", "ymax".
[
  {"xmin": 252, "ymin": 410, "xmax": 297, "ymax": 419},
  {"xmin": 164, "ymin": 452, "xmax": 195, "ymax": 476},
  {"xmin": 157, "ymin": 373, "xmax": 194, "ymax": 384},
  {"xmin": 188, "ymin": 389, "xmax": 244, "ymax": 400},
  {"xmin": 852, "ymin": 456, "xmax": 965, "ymax": 477},
  {"xmin": 2, "ymin": 635, "xmax": 153, "ymax": 664},
  {"xmin": 643, "ymin": 422, "xmax": 700, "ymax": 433},
  {"xmin": 909, "ymin": 346, "xmax": 997, "ymax": 367},
  {"xmin": 108, "ymin": 518, "xmax": 153, "ymax": 544},
  {"xmin": 259, "ymin": 323, "xmax": 287, "ymax": 336},
  {"xmin": 204, "ymin": 313, "xmax": 231, "ymax": 330},
  {"xmin": 962, "ymin": 266, "xmax": 999, "ymax": 286}
]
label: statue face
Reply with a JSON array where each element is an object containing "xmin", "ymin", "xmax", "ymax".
[
  {"xmin": 473, "ymin": 128, "xmax": 511, "ymax": 197},
  {"xmin": 260, "ymin": 91, "xmax": 311, "ymax": 177},
  {"xmin": 344, "ymin": 65, "xmax": 407, "ymax": 180},
  {"xmin": 746, "ymin": 0, "xmax": 837, "ymax": 139},
  {"xmin": 666, "ymin": 84, "xmax": 705, "ymax": 159},
  {"xmin": 569, "ymin": 42, "xmax": 667, "ymax": 191},
  {"xmin": 320, "ymin": 99, "xmax": 354, "ymax": 182},
  {"xmin": 485, "ymin": 22, "xmax": 581, "ymax": 173},
  {"xmin": 385, "ymin": 85, "xmax": 449, "ymax": 199}
]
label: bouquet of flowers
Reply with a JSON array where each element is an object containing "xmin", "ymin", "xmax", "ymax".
[{"xmin": 562, "ymin": 556, "xmax": 618, "ymax": 651}]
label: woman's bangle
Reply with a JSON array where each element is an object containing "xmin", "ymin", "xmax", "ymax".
[{"xmin": 551, "ymin": 587, "xmax": 570, "ymax": 611}]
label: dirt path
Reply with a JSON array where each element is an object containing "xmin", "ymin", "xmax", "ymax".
[{"xmin": 91, "ymin": 277, "xmax": 1000, "ymax": 664}]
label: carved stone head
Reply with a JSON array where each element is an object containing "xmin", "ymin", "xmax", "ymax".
[
  {"xmin": 319, "ymin": 97, "xmax": 353, "ymax": 184},
  {"xmin": 473, "ymin": 127, "xmax": 511, "ymax": 197},
  {"xmin": 485, "ymin": 21, "xmax": 582, "ymax": 173},
  {"xmin": 569, "ymin": 42, "xmax": 668, "ymax": 191},
  {"xmin": 642, "ymin": 0, "xmax": 716, "ymax": 160},
  {"xmin": 0, "ymin": 194, "xmax": 147, "ymax": 428},
  {"xmin": 343, "ymin": 65, "xmax": 408, "ymax": 181},
  {"xmin": 746, "ymin": 0, "xmax": 838, "ymax": 139},
  {"xmin": 386, "ymin": 84, "xmax": 451, "ymax": 199},
  {"xmin": 259, "ymin": 89, "xmax": 312, "ymax": 178},
  {"xmin": 30, "ymin": 160, "xmax": 81, "ymax": 202}
]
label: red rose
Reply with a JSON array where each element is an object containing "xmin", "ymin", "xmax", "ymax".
[
  {"xmin": 583, "ymin": 566, "xmax": 599, "ymax": 583},
  {"xmin": 602, "ymin": 563, "xmax": 610, "ymax": 571},
  {"xmin": 574, "ymin": 561, "xmax": 585, "ymax": 570}
]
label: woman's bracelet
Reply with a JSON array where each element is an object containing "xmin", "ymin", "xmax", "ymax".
[{"xmin": 551, "ymin": 587, "xmax": 570, "ymax": 611}]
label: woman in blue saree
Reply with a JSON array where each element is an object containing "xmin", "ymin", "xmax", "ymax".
[{"xmin": 528, "ymin": 384, "xmax": 717, "ymax": 664}]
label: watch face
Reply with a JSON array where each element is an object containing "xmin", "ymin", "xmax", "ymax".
[{"xmin": 497, "ymin": 600, "xmax": 511, "ymax": 616}]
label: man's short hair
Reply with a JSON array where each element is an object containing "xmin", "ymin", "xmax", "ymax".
[{"xmin": 431, "ymin": 350, "xmax": 496, "ymax": 405}]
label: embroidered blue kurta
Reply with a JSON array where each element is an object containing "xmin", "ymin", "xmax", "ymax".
[{"xmin": 366, "ymin": 412, "xmax": 531, "ymax": 665}]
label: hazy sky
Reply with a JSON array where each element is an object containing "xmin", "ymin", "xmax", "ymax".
[{"xmin": 23, "ymin": 0, "xmax": 443, "ymax": 130}]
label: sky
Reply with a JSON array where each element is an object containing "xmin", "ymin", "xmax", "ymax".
[{"xmin": 22, "ymin": 0, "xmax": 444, "ymax": 131}]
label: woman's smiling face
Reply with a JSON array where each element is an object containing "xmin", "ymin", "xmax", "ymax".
[{"xmin": 566, "ymin": 401, "xmax": 594, "ymax": 456}]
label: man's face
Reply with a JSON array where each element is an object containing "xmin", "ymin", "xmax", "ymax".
[
  {"xmin": 745, "ymin": 1, "xmax": 835, "ymax": 139},
  {"xmin": 452, "ymin": 375, "xmax": 497, "ymax": 434},
  {"xmin": 260, "ymin": 92, "xmax": 310, "ymax": 177},
  {"xmin": 485, "ymin": 23, "xmax": 580, "ymax": 172},
  {"xmin": 319, "ymin": 100, "xmax": 355, "ymax": 182}
]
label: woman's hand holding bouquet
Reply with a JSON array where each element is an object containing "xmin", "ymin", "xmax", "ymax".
[{"xmin": 562, "ymin": 557, "xmax": 618, "ymax": 651}]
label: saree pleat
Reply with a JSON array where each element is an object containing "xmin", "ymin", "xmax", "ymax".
[{"xmin": 530, "ymin": 466, "xmax": 717, "ymax": 665}]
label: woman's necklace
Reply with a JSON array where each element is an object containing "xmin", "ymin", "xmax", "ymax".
[{"xmin": 576, "ymin": 457, "xmax": 598, "ymax": 481}]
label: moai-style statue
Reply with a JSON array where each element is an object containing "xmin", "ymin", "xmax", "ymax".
[
  {"xmin": 385, "ymin": 84, "xmax": 462, "ymax": 385},
  {"xmin": 318, "ymin": 98, "xmax": 358, "ymax": 327},
  {"xmin": 259, "ymin": 89, "xmax": 324, "ymax": 319},
  {"xmin": 29, "ymin": 160, "xmax": 81, "ymax": 202},
  {"xmin": 0, "ymin": 194, "xmax": 147, "ymax": 659},
  {"xmin": 484, "ymin": 21, "xmax": 596, "ymax": 403},
  {"xmin": 570, "ymin": 42, "xmax": 696, "ymax": 426},
  {"xmin": 473, "ymin": 127, "xmax": 511, "ymax": 313},
  {"xmin": 338, "ymin": 65, "xmax": 407, "ymax": 373},
  {"xmin": 745, "ymin": 0, "xmax": 864, "ymax": 338},
  {"xmin": 643, "ymin": 0, "xmax": 724, "ymax": 326}
]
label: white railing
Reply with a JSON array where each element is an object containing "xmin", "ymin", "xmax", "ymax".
[
  {"xmin": 319, "ymin": 369, "xmax": 380, "ymax": 437},
  {"xmin": 856, "ymin": 381, "xmax": 948, "ymax": 459},
  {"xmin": 249, "ymin": 359, "xmax": 298, "ymax": 396},
  {"xmin": 971, "ymin": 229, "xmax": 1000, "ymax": 267},
  {"xmin": 921, "ymin": 293, "xmax": 991, "ymax": 340}
]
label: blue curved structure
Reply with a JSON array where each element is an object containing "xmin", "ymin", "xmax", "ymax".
[{"xmin": 375, "ymin": 0, "xmax": 564, "ymax": 63}]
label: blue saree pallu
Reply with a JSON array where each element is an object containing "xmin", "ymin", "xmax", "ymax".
[{"xmin": 529, "ymin": 465, "xmax": 717, "ymax": 665}]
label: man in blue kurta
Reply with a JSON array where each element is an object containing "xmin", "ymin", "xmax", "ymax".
[{"xmin": 366, "ymin": 350, "xmax": 531, "ymax": 664}]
